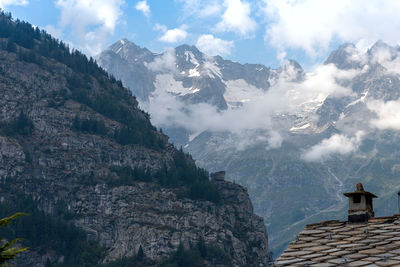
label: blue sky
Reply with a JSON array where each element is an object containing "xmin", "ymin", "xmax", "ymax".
[{"xmin": 3, "ymin": 0, "xmax": 400, "ymax": 70}]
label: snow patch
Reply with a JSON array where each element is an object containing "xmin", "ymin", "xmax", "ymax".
[
  {"xmin": 188, "ymin": 68, "xmax": 201, "ymax": 77},
  {"xmin": 346, "ymin": 90, "xmax": 369, "ymax": 108},
  {"xmin": 290, "ymin": 123, "xmax": 310, "ymax": 132},
  {"xmin": 184, "ymin": 51, "xmax": 199, "ymax": 66},
  {"xmin": 204, "ymin": 60, "xmax": 222, "ymax": 79},
  {"xmin": 189, "ymin": 132, "xmax": 201, "ymax": 142},
  {"xmin": 223, "ymin": 79, "xmax": 264, "ymax": 107},
  {"xmin": 154, "ymin": 74, "xmax": 200, "ymax": 95}
]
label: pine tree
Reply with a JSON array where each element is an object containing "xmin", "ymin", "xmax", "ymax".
[
  {"xmin": 137, "ymin": 245, "xmax": 144, "ymax": 261},
  {"xmin": 0, "ymin": 213, "xmax": 28, "ymax": 265}
]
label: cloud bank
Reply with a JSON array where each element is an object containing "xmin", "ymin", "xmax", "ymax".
[
  {"xmin": 145, "ymin": 48, "xmax": 177, "ymax": 73},
  {"xmin": 144, "ymin": 48, "xmax": 362, "ymax": 150},
  {"xmin": 302, "ymin": 131, "xmax": 365, "ymax": 162},
  {"xmin": 264, "ymin": 0, "xmax": 400, "ymax": 57},
  {"xmin": 196, "ymin": 34, "xmax": 234, "ymax": 56},
  {"xmin": 368, "ymin": 100, "xmax": 400, "ymax": 130},
  {"xmin": 0, "ymin": 0, "xmax": 27, "ymax": 8},
  {"xmin": 177, "ymin": 0, "xmax": 222, "ymax": 18},
  {"xmin": 215, "ymin": 0, "xmax": 257, "ymax": 37},
  {"xmin": 157, "ymin": 25, "xmax": 188, "ymax": 43},
  {"xmin": 135, "ymin": 0, "xmax": 150, "ymax": 17},
  {"xmin": 54, "ymin": 0, "xmax": 125, "ymax": 55}
]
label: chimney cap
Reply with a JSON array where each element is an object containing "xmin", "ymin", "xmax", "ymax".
[{"xmin": 344, "ymin": 182, "xmax": 378, "ymax": 198}]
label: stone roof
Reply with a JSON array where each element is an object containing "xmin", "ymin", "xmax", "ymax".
[{"xmin": 275, "ymin": 215, "xmax": 400, "ymax": 266}]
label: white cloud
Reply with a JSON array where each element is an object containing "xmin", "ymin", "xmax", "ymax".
[
  {"xmin": 264, "ymin": 0, "xmax": 400, "ymax": 57},
  {"xmin": 135, "ymin": 0, "xmax": 150, "ymax": 17},
  {"xmin": 44, "ymin": 25, "xmax": 62, "ymax": 39},
  {"xmin": 143, "ymin": 54, "xmax": 359, "ymax": 150},
  {"xmin": 153, "ymin": 23, "xmax": 167, "ymax": 32},
  {"xmin": 367, "ymin": 100, "xmax": 400, "ymax": 130},
  {"xmin": 145, "ymin": 48, "xmax": 177, "ymax": 73},
  {"xmin": 200, "ymin": 3, "xmax": 222, "ymax": 17},
  {"xmin": 267, "ymin": 131, "xmax": 283, "ymax": 149},
  {"xmin": 215, "ymin": 0, "xmax": 257, "ymax": 37},
  {"xmin": 0, "ymin": 0, "xmax": 28, "ymax": 8},
  {"xmin": 275, "ymin": 63, "xmax": 358, "ymax": 111},
  {"xmin": 55, "ymin": 0, "xmax": 125, "ymax": 55},
  {"xmin": 367, "ymin": 44, "xmax": 400, "ymax": 75},
  {"xmin": 177, "ymin": 0, "xmax": 222, "ymax": 18},
  {"xmin": 159, "ymin": 25, "xmax": 188, "ymax": 43},
  {"xmin": 303, "ymin": 131, "xmax": 365, "ymax": 162},
  {"xmin": 196, "ymin": 34, "xmax": 234, "ymax": 56}
]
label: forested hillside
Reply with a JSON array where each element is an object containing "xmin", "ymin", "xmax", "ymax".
[{"xmin": 0, "ymin": 11, "xmax": 270, "ymax": 266}]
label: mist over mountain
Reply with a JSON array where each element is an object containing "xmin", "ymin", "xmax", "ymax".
[{"xmin": 98, "ymin": 38, "xmax": 400, "ymax": 255}]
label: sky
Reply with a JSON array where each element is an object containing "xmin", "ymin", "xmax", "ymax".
[{"xmin": 3, "ymin": 0, "xmax": 400, "ymax": 70}]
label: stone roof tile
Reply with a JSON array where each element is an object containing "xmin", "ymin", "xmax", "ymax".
[{"xmin": 274, "ymin": 215, "xmax": 400, "ymax": 266}]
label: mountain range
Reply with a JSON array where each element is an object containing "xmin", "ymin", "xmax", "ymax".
[{"xmin": 98, "ymin": 38, "xmax": 400, "ymax": 255}]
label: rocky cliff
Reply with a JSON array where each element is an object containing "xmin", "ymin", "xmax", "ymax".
[{"xmin": 0, "ymin": 13, "xmax": 269, "ymax": 266}]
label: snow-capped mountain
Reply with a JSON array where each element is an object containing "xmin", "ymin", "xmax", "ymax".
[
  {"xmin": 98, "ymin": 39, "xmax": 304, "ymax": 110},
  {"xmin": 98, "ymin": 39, "xmax": 400, "ymax": 256}
]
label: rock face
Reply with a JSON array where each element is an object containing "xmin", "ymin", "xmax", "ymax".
[
  {"xmin": 0, "ymin": 16, "xmax": 270, "ymax": 266},
  {"xmin": 71, "ymin": 179, "xmax": 269, "ymax": 266}
]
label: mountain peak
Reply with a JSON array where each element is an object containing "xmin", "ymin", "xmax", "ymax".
[
  {"xmin": 367, "ymin": 40, "xmax": 397, "ymax": 57},
  {"xmin": 109, "ymin": 38, "xmax": 147, "ymax": 53},
  {"xmin": 175, "ymin": 44, "xmax": 203, "ymax": 58},
  {"xmin": 105, "ymin": 38, "xmax": 154, "ymax": 63},
  {"xmin": 370, "ymin": 40, "xmax": 390, "ymax": 50},
  {"xmin": 324, "ymin": 43, "xmax": 360, "ymax": 69},
  {"xmin": 120, "ymin": 38, "xmax": 129, "ymax": 45}
]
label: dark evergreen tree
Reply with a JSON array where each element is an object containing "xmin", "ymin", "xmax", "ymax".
[
  {"xmin": 137, "ymin": 245, "xmax": 144, "ymax": 261},
  {"xmin": 5, "ymin": 38, "xmax": 16, "ymax": 52}
]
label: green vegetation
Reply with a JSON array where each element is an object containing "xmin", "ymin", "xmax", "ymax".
[
  {"xmin": 157, "ymin": 240, "xmax": 231, "ymax": 267},
  {"xmin": 106, "ymin": 148, "xmax": 221, "ymax": 204},
  {"xmin": 99, "ymin": 246, "xmax": 157, "ymax": 267},
  {"xmin": 156, "ymin": 148, "xmax": 221, "ymax": 204},
  {"xmin": 109, "ymin": 165, "xmax": 152, "ymax": 185},
  {"xmin": 0, "ymin": 195, "xmax": 103, "ymax": 267},
  {"xmin": 0, "ymin": 10, "xmax": 165, "ymax": 150},
  {"xmin": 0, "ymin": 10, "xmax": 106, "ymax": 79},
  {"xmin": 99, "ymin": 240, "xmax": 231, "ymax": 267},
  {"xmin": 0, "ymin": 112, "xmax": 34, "ymax": 137},
  {"xmin": 72, "ymin": 116, "xmax": 107, "ymax": 136},
  {"xmin": 0, "ymin": 213, "xmax": 28, "ymax": 266},
  {"xmin": 0, "ymin": 11, "xmax": 219, "ymax": 203}
]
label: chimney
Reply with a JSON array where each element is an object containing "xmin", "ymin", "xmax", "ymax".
[
  {"xmin": 211, "ymin": 171, "xmax": 225, "ymax": 181},
  {"xmin": 343, "ymin": 183, "xmax": 378, "ymax": 223}
]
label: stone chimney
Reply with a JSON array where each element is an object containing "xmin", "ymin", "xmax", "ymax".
[
  {"xmin": 210, "ymin": 171, "xmax": 225, "ymax": 181},
  {"xmin": 344, "ymin": 183, "xmax": 377, "ymax": 223}
]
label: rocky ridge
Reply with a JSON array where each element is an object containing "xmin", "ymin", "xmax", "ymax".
[
  {"xmin": 0, "ymin": 14, "xmax": 270, "ymax": 267},
  {"xmin": 97, "ymin": 39, "xmax": 304, "ymax": 110}
]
